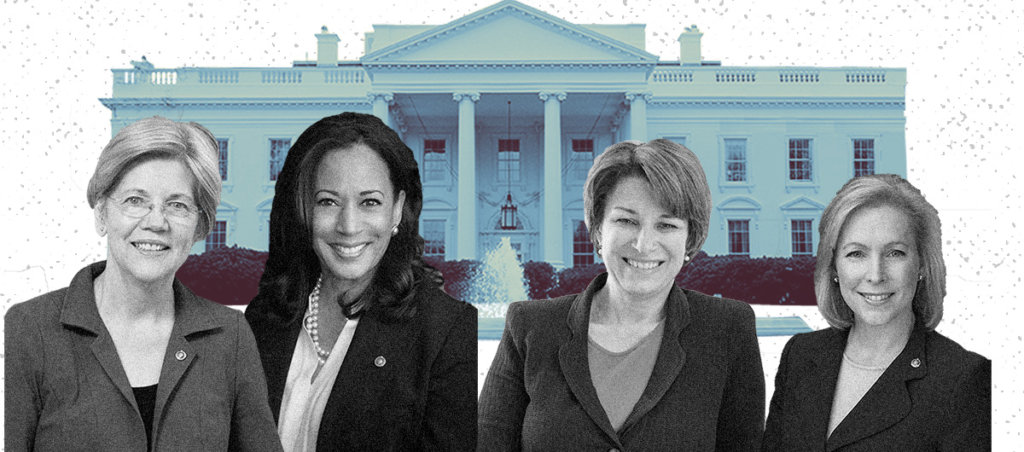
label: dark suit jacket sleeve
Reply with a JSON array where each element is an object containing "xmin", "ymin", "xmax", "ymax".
[
  {"xmin": 716, "ymin": 302, "xmax": 765, "ymax": 452},
  {"xmin": 228, "ymin": 312, "xmax": 284, "ymax": 452},
  {"xmin": 941, "ymin": 357, "xmax": 991, "ymax": 451},
  {"xmin": 477, "ymin": 302, "xmax": 527, "ymax": 452},
  {"xmin": 422, "ymin": 301, "xmax": 479, "ymax": 451},
  {"xmin": 4, "ymin": 303, "xmax": 42, "ymax": 452},
  {"xmin": 761, "ymin": 334, "xmax": 796, "ymax": 452}
]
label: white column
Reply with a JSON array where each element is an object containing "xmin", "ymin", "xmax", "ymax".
[
  {"xmin": 625, "ymin": 91, "xmax": 651, "ymax": 141},
  {"xmin": 368, "ymin": 92, "xmax": 394, "ymax": 127},
  {"xmin": 539, "ymin": 91, "xmax": 566, "ymax": 267},
  {"xmin": 453, "ymin": 92, "xmax": 479, "ymax": 260}
]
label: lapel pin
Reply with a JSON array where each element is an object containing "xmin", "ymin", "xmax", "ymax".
[
  {"xmin": 374, "ymin": 355, "xmax": 387, "ymax": 367},
  {"xmin": 910, "ymin": 358, "xmax": 921, "ymax": 368},
  {"xmin": 175, "ymin": 350, "xmax": 188, "ymax": 361}
]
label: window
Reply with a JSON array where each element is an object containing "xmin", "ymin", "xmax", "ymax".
[
  {"xmin": 206, "ymin": 220, "xmax": 227, "ymax": 251},
  {"xmin": 571, "ymin": 139, "xmax": 594, "ymax": 180},
  {"xmin": 423, "ymin": 139, "xmax": 447, "ymax": 182},
  {"xmin": 269, "ymin": 138, "xmax": 291, "ymax": 181},
  {"xmin": 216, "ymin": 138, "xmax": 229, "ymax": 181},
  {"xmin": 791, "ymin": 219, "xmax": 813, "ymax": 256},
  {"xmin": 572, "ymin": 220, "xmax": 594, "ymax": 267},
  {"xmin": 423, "ymin": 219, "xmax": 445, "ymax": 258},
  {"xmin": 724, "ymin": 138, "xmax": 747, "ymax": 182},
  {"xmin": 788, "ymin": 138, "xmax": 812, "ymax": 181},
  {"xmin": 728, "ymin": 220, "xmax": 750, "ymax": 256},
  {"xmin": 853, "ymin": 138, "xmax": 875, "ymax": 177},
  {"xmin": 498, "ymin": 139, "xmax": 520, "ymax": 183}
]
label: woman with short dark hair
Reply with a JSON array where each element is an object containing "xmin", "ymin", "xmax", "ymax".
[
  {"xmin": 245, "ymin": 112, "xmax": 477, "ymax": 451},
  {"xmin": 5, "ymin": 116, "xmax": 281, "ymax": 451},
  {"xmin": 479, "ymin": 139, "xmax": 765, "ymax": 451},
  {"xmin": 763, "ymin": 174, "xmax": 991, "ymax": 451}
]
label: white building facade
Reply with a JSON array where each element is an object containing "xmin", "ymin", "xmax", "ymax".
[{"xmin": 101, "ymin": 0, "xmax": 906, "ymax": 266}]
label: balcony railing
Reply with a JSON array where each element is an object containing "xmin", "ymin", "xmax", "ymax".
[{"xmin": 112, "ymin": 67, "xmax": 370, "ymax": 91}]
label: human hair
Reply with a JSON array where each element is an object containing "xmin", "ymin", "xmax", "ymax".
[
  {"xmin": 86, "ymin": 116, "xmax": 221, "ymax": 240},
  {"xmin": 252, "ymin": 112, "xmax": 441, "ymax": 323},
  {"xmin": 582, "ymin": 139, "xmax": 712, "ymax": 262},
  {"xmin": 815, "ymin": 174, "xmax": 945, "ymax": 330}
]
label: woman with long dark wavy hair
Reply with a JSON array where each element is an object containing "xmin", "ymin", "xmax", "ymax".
[{"xmin": 244, "ymin": 112, "xmax": 477, "ymax": 451}]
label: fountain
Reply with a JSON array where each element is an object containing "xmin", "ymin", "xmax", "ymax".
[{"xmin": 467, "ymin": 237, "xmax": 528, "ymax": 318}]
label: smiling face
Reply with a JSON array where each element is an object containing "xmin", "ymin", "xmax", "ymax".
[
  {"xmin": 96, "ymin": 158, "xmax": 200, "ymax": 286},
  {"xmin": 311, "ymin": 144, "xmax": 405, "ymax": 296},
  {"xmin": 598, "ymin": 176, "xmax": 689, "ymax": 301},
  {"xmin": 835, "ymin": 204, "xmax": 921, "ymax": 332}
]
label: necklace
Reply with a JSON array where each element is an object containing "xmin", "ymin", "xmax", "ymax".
[{"xmin": 303, "ymin": 276, "xmax": 331, "ymax": 365}]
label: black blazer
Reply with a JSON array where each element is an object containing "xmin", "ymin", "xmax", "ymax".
[
  {"xmin": 245, "ymin": 285, "xmax": 477, "ymax": 451},
  {"xmin": 762, "ymin": 327, "xmax": 991, "ymax": 451},
  {"xmin": 478, "ymin": 273, "xmax": 765, "ymax": 451}
]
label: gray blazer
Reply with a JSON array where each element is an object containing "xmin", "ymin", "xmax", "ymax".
[
  {"xmin": 478, "ymin": 273, "xmax": 765, "ymax": 451},
  {"xmin": 4, "ymin": 262, "xmax": 282, "ymax": 452}
]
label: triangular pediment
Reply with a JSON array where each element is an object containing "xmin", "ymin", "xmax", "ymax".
[
  {"xmin": 779, "ymin": 196, "xmax": 826, "ymax": 212},
  {"xmin": 718, "ymin": 196, "xmax": 762, "ymax": 212},
  {"xmin": 362, "ymin": 0, "xmax": 656, "ymax": 66}
]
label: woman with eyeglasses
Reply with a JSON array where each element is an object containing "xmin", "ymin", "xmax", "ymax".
[{"xmin": 4, "ymin": 117, "xmax": 281, "ymax": 451}]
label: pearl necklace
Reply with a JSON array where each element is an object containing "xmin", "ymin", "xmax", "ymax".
[{"xmin": 303, "ymin": 276, "xmax": 331, "ymax": 365}]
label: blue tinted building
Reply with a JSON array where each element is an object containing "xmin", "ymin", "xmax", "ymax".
[{"xmin": 101, "ymin": 0, "xmax": 905, "ymax": 266}]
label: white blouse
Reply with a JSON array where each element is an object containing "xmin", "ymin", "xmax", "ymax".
[{"xmin": 277, "ymin": 317, "xmax": 360, "ymax": 452}]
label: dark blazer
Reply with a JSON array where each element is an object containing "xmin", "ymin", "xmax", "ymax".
[
  {"xmin": 245, "ymin": 284, "xmax": 477, "ymax": 451},
  {"xmin": 4, "ymin": 262, "xmax": 281, "ymax": 452},
  {"xmin": 762, "ymin": 326, "xmax": 991, "ymax": 451},
  {"xmin": 478, "ymin": 273, "xmax": 765, "ymax": 451}
]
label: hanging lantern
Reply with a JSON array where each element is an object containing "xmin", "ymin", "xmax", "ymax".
[{"xmin": 500, "ymin": 193, "xmax": 518, "ymax": 230}]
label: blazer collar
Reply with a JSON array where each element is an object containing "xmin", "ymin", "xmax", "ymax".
[
  {"xmin": 825, "ymin": 326, "xmax": 930, "ymax": 451},
  {"xmin": 58, "ymin": 261, "xmax": 223, "ymax": 336},
  {"xmin": 558, "ymin": 273, "xmax": 692, "ymax": 444},
  {"xmin": 57, "ymin": 261, "xmax": 226, "ymax": 441}
]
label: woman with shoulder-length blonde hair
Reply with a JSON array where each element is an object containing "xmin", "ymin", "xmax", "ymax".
[
  {"xmin": 4, "ymin": 116, "xmax": 281, "ymax": 451},
  {"xmin": 479, "ymin": 138, "xmax": 765, "ymax": 451},
  {"xmin": 763, "ymin": 174, "xmax": 990, "ymax": 451}
]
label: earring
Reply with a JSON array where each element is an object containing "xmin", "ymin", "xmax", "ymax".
[
  {"xmin": 832, "ymin": 276, "xmax": 839, "ymax": 283},
  {"xmin": 391, "ymin": 225, "xmax": 399, "ymax": 236},
  {"xmin": 684, "ymin": 255, "xmax": 690, "ymax": 262},
  {"xmin": 918, "ymin": 274, "xmax": 924, "ymax": 281}
]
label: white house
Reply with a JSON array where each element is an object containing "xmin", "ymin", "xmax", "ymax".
[{"xmin": 101, "ymin": 0, "xmax": 906, "ymax": 266}]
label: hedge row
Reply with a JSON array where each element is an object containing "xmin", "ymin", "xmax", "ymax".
[{"xmin": 177, "ymin": 247, "xmax": 816, "ymax": 306}]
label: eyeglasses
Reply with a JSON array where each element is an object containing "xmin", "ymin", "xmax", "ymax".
[{"xmin": 107, "ymin": 194, "xmax": 198, "ymax": 220}]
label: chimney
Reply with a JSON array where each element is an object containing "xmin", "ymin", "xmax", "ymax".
[
  {"xmin": 316, "ymin": 26, "xmax": 340, "ymax": 67},
  {"xmin": 678, "ymin": 25, "xmax": 703, "ymax": 66}
]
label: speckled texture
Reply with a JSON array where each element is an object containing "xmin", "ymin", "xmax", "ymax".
[{"xmin": 2, "ymin": 0, "xmax": 1020, "ymax": 446}]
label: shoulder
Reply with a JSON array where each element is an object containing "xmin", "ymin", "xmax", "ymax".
[
  {"xmin": 681, "ymin": 288, "xmax": 756, "ymax": 325},
  {"xmin": 506, "ymin": 293, "xmax": 575, "ymax": 327},
  {"xmin": 413, "ymin": 286, "xmax": 477, "ymax": 338},
  {"xmin": 4, "ymin": 287, "xmax": 68, "ymax": 340},
  {"xmin": 923, "ymin": 330, "xmax": 990, "ymax": 375},
  {"xmin": 6, "ymin": 287, "xmax": 67, "ymax": 324}
]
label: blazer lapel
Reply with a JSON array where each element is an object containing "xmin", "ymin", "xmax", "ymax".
[
  {"xmin": 802, "ymin": 328, "xmax": 847, "ymax": 447},
  {"xmin": 558, "ymin": 274, "xmax": 622, "ymax": 447},
  {"xmin": 319, "ymin": 307, "xmax": 416, "ymax": 443},
  {"xmin": 619, "ymin": 284, "xmax": 690, "ymax": 432},
  {"xmin": 152, "ymin": 281, "xmax": 222, "ymax": 438},
  {"xmin": 59, "ymin": 263, "xmax": 138, "ymax": 412},
  {"xmin": 826, "ymin": 328, "xmax": 929, "ymax": 451}
]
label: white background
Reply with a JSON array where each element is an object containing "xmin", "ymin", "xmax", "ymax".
[{"xmin": 2, "ymin": 0, "xmax": 1020, "ymax": 446}]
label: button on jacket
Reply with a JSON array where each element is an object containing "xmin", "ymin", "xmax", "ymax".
[
  {"xmin": 4, "ymin": 262, "xmax": 283, "ymax": 452},
  {"xmin": 762, "ymin": 327, "xmax": 991, "ymax": 451},
  {"xmin": 478, "ymin": 273, "xmax": 765, "ymax": 451}
]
